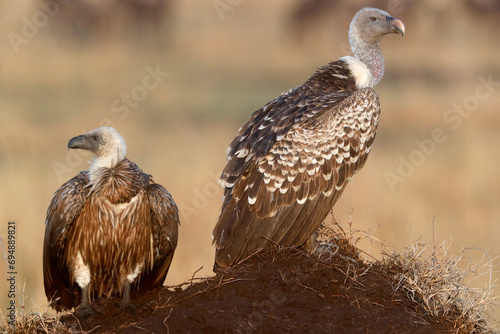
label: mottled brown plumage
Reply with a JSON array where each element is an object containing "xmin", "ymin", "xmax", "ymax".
[
  {"xmin": 213, "ymin": 8, "xmax": 404, "ymax": 267},
  {"xmin": 43, "ymin": 127, "xmax": 179, "ymax": 315}
]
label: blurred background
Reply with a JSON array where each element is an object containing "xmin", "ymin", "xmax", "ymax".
[{"xmin": 0, "ymin": 0, "xmax": 499, "ymax": 327}]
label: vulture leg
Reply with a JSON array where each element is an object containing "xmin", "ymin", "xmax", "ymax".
[
  {"xmin": 303, "ymin": 227, "xmax": 338, "ymax": 262},
  {"xmin": 74, "ymin": 285, "xmax": 97, "ymax": 319},
  {"xmin": 118, "ymin": 281, "xmax": 137, "ymax": 315}
]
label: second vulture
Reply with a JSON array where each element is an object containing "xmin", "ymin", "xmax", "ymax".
[
  {"xmin": 213, "ymin": 7, "xmax": 405, "ymax": 267},
  {"xmin": 43, "ymin": 127, "xmax": 179, "ymax": 317}
]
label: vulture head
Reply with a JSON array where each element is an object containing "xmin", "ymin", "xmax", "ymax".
[
  {"xmin": 350, "ymin": 7, "xmax": 405, "ymax": 45},
  {"xmin": 68, "ymin": 127, "xmax": 127, "ymax": 180},
  {"xmin": 346, "ymin": 7, "xmax": 405, "ymax": 88}
]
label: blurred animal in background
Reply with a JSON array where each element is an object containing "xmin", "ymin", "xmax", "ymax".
[
  {"xmin": 43, "ymin": 127, "xmax": 179, "ymax": 317},
  {"xmin": 45, "ymin": 0, "xmax": 174, "ymax": 39},
  {"xmin": 213, "ymin": 8, "xmax": 405, "ymax": 268},
  {"xmin": 288, "ymin": 0, "xmax": 500, "ymax": 46},
  {"xmin": 287, "ymin": 0, "xmax": 391, "ymax": 44},
  {"xmin": 465, "ymin": 0, "xmax": 500, "ymax": 13},
  {"xmin": 122, "ymin": 0, "xmax": 171, "ymax": 32}
]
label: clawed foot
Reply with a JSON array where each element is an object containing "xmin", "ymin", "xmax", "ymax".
[
  {"xmin": 312, "ymin": 241, "xmax": 339, "ymax": 262},
  {"xmin": 304, "ymin": 223, "xmax": 343, "ymax": 262},
  {"xmin": 118, "ymin": 302, "xmax": 138, "ymax": 315},
  {"xmin": 304, "ymin": 231, "xmax": 339, "ymax": 262},
  {"xmin": 74, "ymin": 305, "xmax": 99, "ymax": 319}
]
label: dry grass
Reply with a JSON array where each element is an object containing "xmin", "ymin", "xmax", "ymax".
[
  {"xmin": 0, "ymin": 296, "xmax": 70, "ymax": 334},
  {"xmin": 383, "ymin": 243, "xmax": 496, "ymax": 333},
  {"xmin": 314, "ymin": 218, "xmax": 499, "ymax": 333},
  {"xmin": 0, "ymin": 310, "xmax": 69, "ymax": 334},
  {"xmin": 384, "ymin": 242, "xmax": 497, "ymax": 333},
  {"xmin": 317, "ymin": 220, "xmax": 498, "ymax": 333}
]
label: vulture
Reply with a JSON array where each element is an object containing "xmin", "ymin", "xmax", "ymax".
[
  {"xmin": 43, "ymin": 127, "xmax": 179, "ymax": 317},
  {"xmin": 213, "ymin": 7, "xmax": 405, "ymax": 267}
]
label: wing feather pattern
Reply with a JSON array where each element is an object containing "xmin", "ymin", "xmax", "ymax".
[
  {"xmin": 213, "ymin": 60, "xmax": 381, "ymax": 267},
  {"xmin": 43, "ymin": 172, "xmax": 89, "ymax": 311},
  {"xmin": 139, "ymin": 183, "xmax": 180, "ymax": 291}
]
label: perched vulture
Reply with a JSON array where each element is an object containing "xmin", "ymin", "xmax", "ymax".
[
  {"xmin": 213, "ymin": 7, "xmax": 405, "ymax": 267},
  {"xmin": 43, "ymin": 127, "xmax": 179, "ymax": 317}
]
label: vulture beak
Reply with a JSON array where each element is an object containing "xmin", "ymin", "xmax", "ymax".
[
  {"xmin": 386, "ymin": 16, "xmax": 405, "ymax": 36},
  {"xmin": 68, "ymin": 135, "xmax": 90, "ymax": 150}
]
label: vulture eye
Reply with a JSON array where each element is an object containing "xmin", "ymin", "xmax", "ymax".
[
  {"xmin": 92, "ymin": 135, "xmax": 99, "ymax": 141},
  {"xmin": 370, "ymin": 17, "xmax": 377, "ymax": 22}
]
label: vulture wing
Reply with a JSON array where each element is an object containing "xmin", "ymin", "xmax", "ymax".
[
  {"xmin": 214, "ymin": 60, "xmax": 380, "ymax": 267},
  {"xmin": 43, "ymin": 172, "xmax": 89, "ymax": 311},
  {"xmin": 139, "ymin": 183, "xmax": 179, "ymax": 291}
]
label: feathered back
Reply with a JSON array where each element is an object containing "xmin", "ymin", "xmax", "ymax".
[
  {"xmin": 213, "ymin": 61, "xmax": 380, "ymax": 267},
  {"xmin": 221, "ymin": 61, "xmax": 356, "ymax": 189}
]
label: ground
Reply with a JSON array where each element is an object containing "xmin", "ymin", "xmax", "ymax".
[
  {"xmin": 4, "ymin": 224, "xmax": 492, "ymax": 334},
  {"xmin": 55, "ymin": 246, "xmax": 461, "ymax": 333}
]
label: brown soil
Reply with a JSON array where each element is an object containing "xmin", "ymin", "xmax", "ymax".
[{"xmin": 58, "ymin": 245, "xmax": 458, "ymax": 334}]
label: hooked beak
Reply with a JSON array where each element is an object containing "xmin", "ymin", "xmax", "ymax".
[
  {"xmin": 386, "ymin": 16, "xmax": 405, "ymax": 36},
  {"xmin": 68, "ymin": 135, "xmax": 90, "ymax": 150}
]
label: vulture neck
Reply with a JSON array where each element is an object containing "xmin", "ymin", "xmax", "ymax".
[
  {"xmin": 89, "ymin": 150, "xmax": 126, "ymax": 183},
  {"xmin": 349, "ymin": 29, "xmax": 384, "ymax": 88}
]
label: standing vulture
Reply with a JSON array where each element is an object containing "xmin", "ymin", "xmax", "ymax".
[
  {"xmin": 213, "ymin": 8, "xmax": 405, "ymax": 267},
  {"xmin": 43, "ymin": 127, "xmax": 179, "ymax": 317}
]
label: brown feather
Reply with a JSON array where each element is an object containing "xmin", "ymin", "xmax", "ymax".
[
  {"xmin": 43, "ymin": 159, "xmax": 179, "ymax": 311},
  {"xmin": 43, "ymin": 172, "xmax": 88, "ymax": 311},
  {"xmin": 214, "ymin": 59, "xmax": 381, "ymax": 267}
]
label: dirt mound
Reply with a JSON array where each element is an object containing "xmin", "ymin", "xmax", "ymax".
[{"xmin": 58, "ymin": 245, "xmax": 457, "ymax": 333}]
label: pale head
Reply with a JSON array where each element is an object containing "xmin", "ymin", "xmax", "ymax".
[
  {"xmin": 68, "ymin": 127, "xmax": 127, "ymax": 180},
  {"xmin": 349, "ymin": 7, "xmax": 405, "ymax": 45}
]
